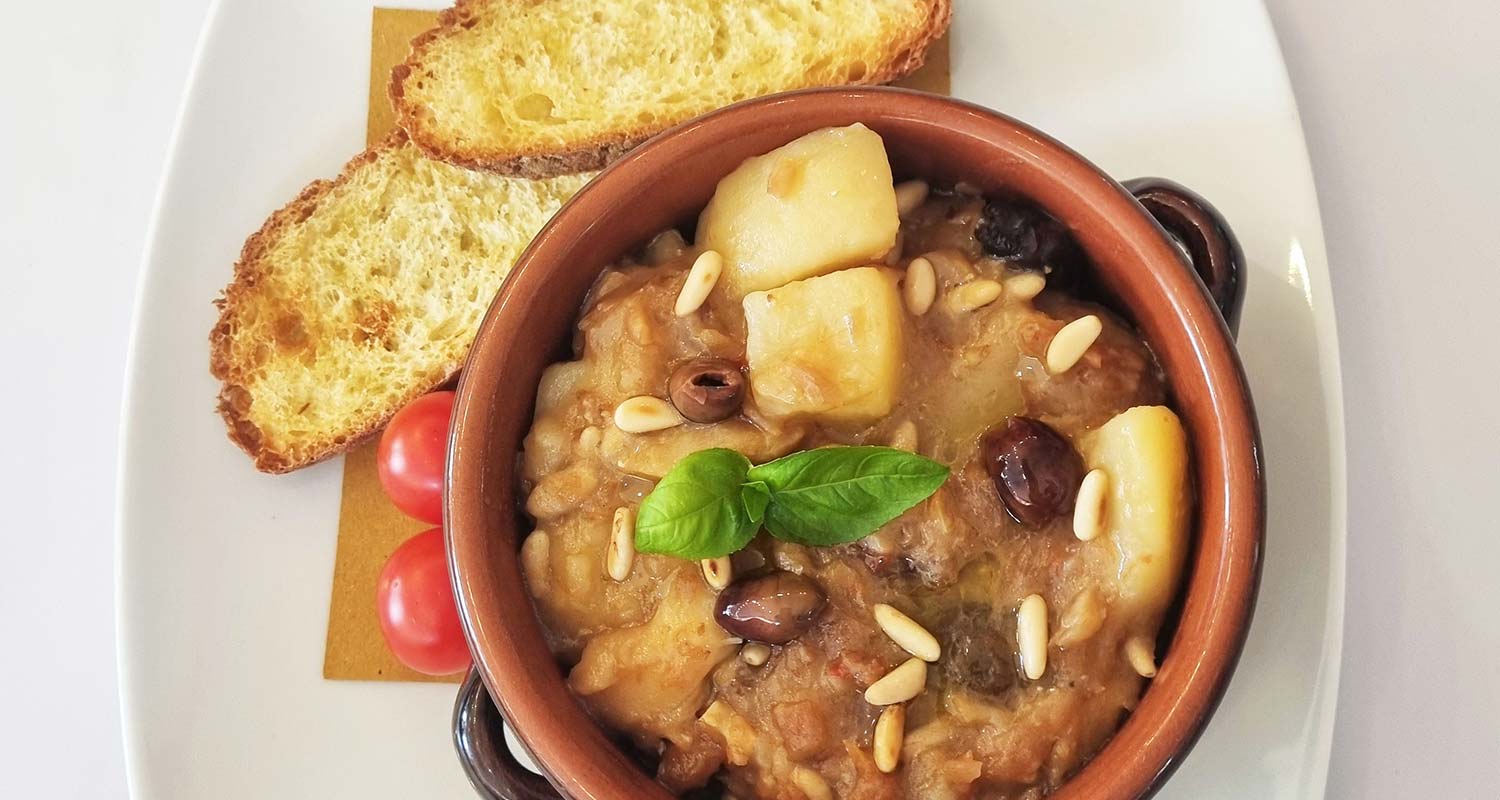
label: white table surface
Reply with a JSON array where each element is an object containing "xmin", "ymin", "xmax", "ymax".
[{"xmin": 1, "ymin": 1, "xmax": 1494, "ymax": 797}]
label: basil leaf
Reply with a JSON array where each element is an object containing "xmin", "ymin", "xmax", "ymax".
[
  {"xmin": 748, "ymin": 446, "xmax": 950, "ymax": 546},
  {"xmin": 635, "ymin": 448, "xmax": 760, "ymax": 559},
  {"xmin": 742, "ymin": 480, "xmax": 771, "ymax": 525}
]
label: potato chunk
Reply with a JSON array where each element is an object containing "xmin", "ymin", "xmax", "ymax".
[
  {"xmin": 743, "ymin": 267, "xmax": 904, "ymax": 422},
  {"xmin": 569, "ymin": 572, "xmax": 736, "ymax": 745},
  {"xmin": 1079, "ymin": 405, "xmax": 1191, "ymax": 620},
  {"xmin": 698, "ymin": 124, "xmax": 899, "ymax": 298}
]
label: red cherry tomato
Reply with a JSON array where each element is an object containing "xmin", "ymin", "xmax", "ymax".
[
  {"xmin": 377, "ymin": 390, "xmax": 455, "ymax": 524},
  {"xmin": 375, "ymin": 527, "xmax": 471, "ymax": 675}
]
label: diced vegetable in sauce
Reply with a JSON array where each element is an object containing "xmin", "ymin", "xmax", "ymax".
[{"xmin": 517, "ymin": 126, "xmax": 1190, "ymax": 799}]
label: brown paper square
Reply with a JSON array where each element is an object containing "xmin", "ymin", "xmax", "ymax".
[{"xmin": 324, "ymin": 8, "xmax": 951, "ymax": 683}]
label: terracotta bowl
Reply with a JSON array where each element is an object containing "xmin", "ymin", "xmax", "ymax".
[{"xmin": 446, "ymin": 87, "xmax": 1263, "ymax": 800}]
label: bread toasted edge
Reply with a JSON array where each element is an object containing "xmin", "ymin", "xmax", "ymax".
[
  {"xmin": 209, "ymin": 130, "xmax": 454, "ymax": 474},
  {"xmin": 389, "ymin": 0, "xmax": 954, "ymax": 177}
]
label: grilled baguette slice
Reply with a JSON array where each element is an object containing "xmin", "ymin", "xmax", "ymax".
[
  {"xmin": 210, "ymin": 132, "xmax": 590, "ymax": 473},
  {"xmin": 390, "ymin": 0, "xmax": 951, "ymax": 177}
]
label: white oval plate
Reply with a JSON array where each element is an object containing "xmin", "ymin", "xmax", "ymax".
[{"xmin": 118, "ymin": 0, "xmax": 1344, "ymax": 797}]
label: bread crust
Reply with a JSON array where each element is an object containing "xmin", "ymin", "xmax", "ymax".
[
  {"xmin": 390, "ymin": 0, "xmax": 953, "ymax": 177},
  {"xmin": 209, "ymin": 130, "xmax": 457, "ymax": 474},
  {"xmin": 216, "ymin": 0, "xmax": 953, "ymax": 472}
]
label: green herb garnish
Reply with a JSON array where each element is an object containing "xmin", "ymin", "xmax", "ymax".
[
  {"xmin": 635, "ymin": 445, "xmax": 949, "ymax": 559},
  {"xmin": 748, "ymin": 446, "xmax": 951, "ymax": 546},
  {"xmin": 635, "ymin": 449, "xmax": 765, "ymax": 559}
]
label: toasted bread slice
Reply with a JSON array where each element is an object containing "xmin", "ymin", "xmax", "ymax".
[
  {"xmin": 210, "ymin": 132, "xmax": 591, "ymax": 473},
  {"xmin": 390, "ymin": 0, "xmax": 951, "ymax": 177}
]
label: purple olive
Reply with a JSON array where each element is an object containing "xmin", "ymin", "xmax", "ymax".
[
  {"xmin": 976, "ymin": 199, "xmax": 1084, "ymax": 285},
  {"xmin": 668, "ymin": 358, "xmax": 745, "ymax": 423},
  {"xmin": 714, "ymin": 571, "xmax": 827, "ymax": 644},
  {"xmin": 938, "ymin": 602, "xmax": 1020, "ymax": 695},
  {"xmin": 976, "ymin": 200, "xmax": 1042, "ymax": 263},
  {"xmin": 980, "ymin": 416, "xmax": 1085, "ymax": 528}
]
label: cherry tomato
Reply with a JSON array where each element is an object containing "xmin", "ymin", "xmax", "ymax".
[
  {"xmin": 377, "ymin": 390, "xmax": 455, "ymax": 524},
  {"xmin": 375, "ymin": 527, "xmax": 471, "ymax": 675}
]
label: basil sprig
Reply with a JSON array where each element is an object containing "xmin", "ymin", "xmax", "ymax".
[{"xmin": 635, "ymin": 445, "xmax": 949, "ymax": 559}]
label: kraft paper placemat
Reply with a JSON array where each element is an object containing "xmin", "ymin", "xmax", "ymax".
[{"xmin": 323, "ymin": 7, "xmax": 952, "ymax": 683}]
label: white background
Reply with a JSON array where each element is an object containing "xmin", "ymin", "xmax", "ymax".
[{"xmin": 0, "ymin": 0, "xmax": 1494, "ymax": 797}]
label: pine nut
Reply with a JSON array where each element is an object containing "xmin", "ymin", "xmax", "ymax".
[
  {"xmin": 894, "ymin": 179, "xmax": 930, "ymax": 217},
  {"xmin": 887, "ymin": 419, "xmax": 919, "ymax": 452},
  {"xmin": 1073, "ymin": 468, "xmax": 1109, "ymax": 541},
  {"xmin": 1017, "ymin": 594, "xmax": 1049, "ymax": 680},
  {"xmin": 922, "ymin": 248, "xmax": 974, "ymax": 277},
  {"xmin": 701, "ymin": 556, "xmax": 733, "ymax": 590},
  {"xmin": 613, "ymin": 396, "xmax": 683, "ymax": 433},
  {"xmin": 864, "ymin": 657, "xmax": 927, "ymax": 705},
  {"xmin": 674, "ymin": 250, "xmax": 724, "ymax": 316},
  {"xmin": 872, "ymin": 704, "xmax": 905, "ymax": 773},
  {"xmin": 1052, "ymin": 588, "xmax": 1105, "ymax": 647},
  {"xmin": 792, "ymin": 767, "xmax": 833, "ymax": 800},
  {"xmin": 1005, "ymin": 272, "xmax": 1046, "ymax": 301},
  {"xmin": 903, "ymin": 257, "xmax": 936, "ymax": 315},
  {"xmin": 947, "ymin": 279, "xmax": 1004, "ymax": 312},
  {"xmin": 741, "ymin": 642, "xmax": 771, "ymax": 666},
  {"xmin": 606, "ymin": 507, "xmax": 635, "ymax": 582},
  {"xmin": 1126, "ymin": 635, "xmax": 1158, "ymax": 678},
  {"xmin": 873, "ymin": 603, "xmax": 941, "ymax": 662},
  {"xmin": 1045, "ymin": 315, "xmax": 1103, "ymax": 374},
  {"xmin": 884, "ymin": 230, "xmax": 906, "ymax": 266}
]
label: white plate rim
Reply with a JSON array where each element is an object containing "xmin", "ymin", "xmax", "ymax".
[{"xmin": 114, "ymin": 1, "xmax": 1347, "ymax": 797}]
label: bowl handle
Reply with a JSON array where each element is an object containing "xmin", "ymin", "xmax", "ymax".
[
  {"xmin": 1124, "ymin": 178, "xmax": 1246, "ymax": 336},
  {"xmin": 453, "ymin": 668, "xmax": 565, "ymax": 800}
]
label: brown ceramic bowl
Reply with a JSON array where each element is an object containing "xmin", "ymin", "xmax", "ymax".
[{"xmin": 446, "ymin": 87, "xmax": 1263, "ymax": 800}]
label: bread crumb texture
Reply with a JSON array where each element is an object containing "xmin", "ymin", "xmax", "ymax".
[
  {"xmin": 210, "ymin": 133, "xmax": 590, "ymax": 472},
  {"xmin": 392, "ymin": 0, "xmax": 952, "ymax": 174}
]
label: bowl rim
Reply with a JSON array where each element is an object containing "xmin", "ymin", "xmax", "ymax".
[{"xmin": 447, "ymin": 86, "xmax": 1264, "ymax": 800}]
